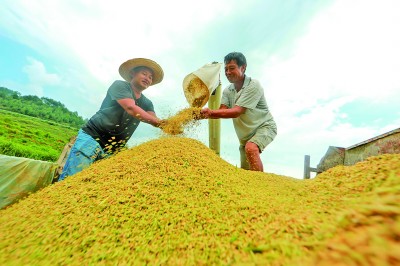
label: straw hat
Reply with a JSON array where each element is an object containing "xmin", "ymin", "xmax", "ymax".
[{"xmin": 119, "ymin": 58, "xmax": 164, "ymax": 85}]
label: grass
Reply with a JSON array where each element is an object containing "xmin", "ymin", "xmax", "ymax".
[{"xmin": 0, "ymin": 109, "xmax": 79, "ymax": 161}]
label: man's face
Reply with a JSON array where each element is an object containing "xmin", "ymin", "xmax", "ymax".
[
  {"xmin": 224, "ymin": 60, "xmax": 245, "ymax": 83},
  {"xmin": 131, "ymin": 67, "xmax": 153, "ymax": 89}
]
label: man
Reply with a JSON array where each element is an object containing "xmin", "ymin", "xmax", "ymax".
[
  {"xmin": 58, "ymin": 58, "xmax": 164, "ymax": 181},
  {"xmin": 200, "ymin": 52, "xmax": 277, "ymax": 172}
]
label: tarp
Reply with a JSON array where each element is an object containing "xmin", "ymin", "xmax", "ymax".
[
  {"xmin": 183, "ymin": 62, "xmax": 223, "ymax": 107},
  {"xmin": 0, "ymin": 155, "xmax": 58, "ymax": 209}
]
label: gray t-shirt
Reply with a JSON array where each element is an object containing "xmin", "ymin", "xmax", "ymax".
[
  {"xmin": 82, "ymin": 80, "xmax": 154, "ymax": 152},
  {"xmin": 221, "ymin": 75, "xmax": 276, "ymax": 142}
]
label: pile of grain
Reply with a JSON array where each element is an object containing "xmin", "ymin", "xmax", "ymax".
[
  {"xmin": 160, "ymin": 107, "xmax": 202, "ymax": 135},
  {"xmin": 0, "ymin": 137, "xmax": 399, "ymax": 265}
]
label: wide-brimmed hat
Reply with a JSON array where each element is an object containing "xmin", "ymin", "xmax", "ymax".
[{"xmin": 119, "ymin": 58, "xmax": 164, "ymax": 85}]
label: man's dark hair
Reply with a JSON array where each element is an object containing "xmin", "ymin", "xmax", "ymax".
[
  {"xmin": 131, "ymin": 66, "xmax": 154, "ymax": 74},
  {"xmin": 224, "ymin": 52, "xmax": 247, "ymax": 67},
  {"xmin": 129, "ymin": 66, "xmax": 154, "ymax": 79}
]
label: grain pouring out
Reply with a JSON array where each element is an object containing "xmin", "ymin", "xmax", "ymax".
[
  {"xmin": 159, "ymin": 73, "xmax": 209, "ymax": 135},
  {"xmin": 159, "ymin": 107, "xmax": 203, "ymax": 135},
  {"xmin": 183, "ymin": 77, "xmax": 209, "ymax": 108}
]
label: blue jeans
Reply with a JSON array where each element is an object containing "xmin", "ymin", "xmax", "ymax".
[{"xmin": 58, "ymin": 129, "xmax": 107, "ymax": 181}]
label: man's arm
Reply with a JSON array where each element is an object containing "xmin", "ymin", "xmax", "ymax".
[
  {"xmin": 147, "ymin": 111, "xmax": 157, "ymax": 118},
  {"xmin": 117, "ymin": 98, "xmax": 161, "ymax": 127},
  {"xmin": 201, "ymin": 104, "xmax": 246, "ymax": 119}
]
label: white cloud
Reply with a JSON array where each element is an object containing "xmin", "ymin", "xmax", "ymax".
[
  {"xmin": 265, "ymin": 0, "xmax": 400, "ymax": 102},
  {"xmin": 16, "ymin": 57, "xmax": 60, "ymax": 96},
  {"xmin": 0, "ymin": 0, "xmax": 238, "ymax": 117},
  {"xmin": 23, "ymin": 57, "xmax": 60, "ymax": 86},
  {"xmin": 256, "ymin": 0, "xmax": 400, "ymax": 178}
]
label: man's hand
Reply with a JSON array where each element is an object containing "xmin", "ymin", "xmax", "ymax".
[
  {"xmin": 200, "ymin": 108, "xmax": 213, "ymax": 119},
  {"xmin": 153, "ymin": 119, "xmax": 164, "ymax": 128}
]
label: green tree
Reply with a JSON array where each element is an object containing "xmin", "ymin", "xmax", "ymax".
[{"xmin": 0, "ymin": 87, "xmax": 85, "ymax": 128}]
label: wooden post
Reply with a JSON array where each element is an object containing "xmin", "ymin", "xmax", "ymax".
[
  {"xmin": 304, "ymin": 155, "xmax": 318, "ymax": 179},
  {"xmin": 208, "ymin": 83, "xmax": 221, "ymax": 155},
  {"xmin": 54, "ymin": 135, "xmax": 76, "ymax": 181}
]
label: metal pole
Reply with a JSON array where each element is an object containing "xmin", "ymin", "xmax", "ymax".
[{"xmin": 208, "ymin": 83, "xmax": 221, "ymax": 155}]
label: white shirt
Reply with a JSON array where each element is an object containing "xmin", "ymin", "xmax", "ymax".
[{"xmin": 221, "ymin": 75, "xmax": 276, "ymax": 142}]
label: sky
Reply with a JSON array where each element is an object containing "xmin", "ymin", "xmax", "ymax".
[{"xmin": 1, "ymin": 0, "xmax": 399, "ymax": 179}]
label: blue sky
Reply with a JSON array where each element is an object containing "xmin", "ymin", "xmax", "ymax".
[{"xmin": 1, "ymin": 0, "xmax": 399, "ymax": 178}]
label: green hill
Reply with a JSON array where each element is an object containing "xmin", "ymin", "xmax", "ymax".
[
  {"xmin": 0, "ymin": 87, "xmax": 86, "ymax": 128},
  {"xmin": 0, "ymin": 109, "xmax": 78, "ymax": 162},
  {"xmin": 0, "ymin": 87, "xmax": 84, "ymax": 161}
]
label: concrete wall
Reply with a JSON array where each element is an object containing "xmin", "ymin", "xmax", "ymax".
[
  {"xmin": 317, "ymin": 146, "xmax": 345, "ymax": 173},
  {"xmin": 344, "ymin": 131, "xmax": 400, "ymax": 166},
  {"xmin": 310, "ymin": 128, "xmax": 400, "ymax": 177}
]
